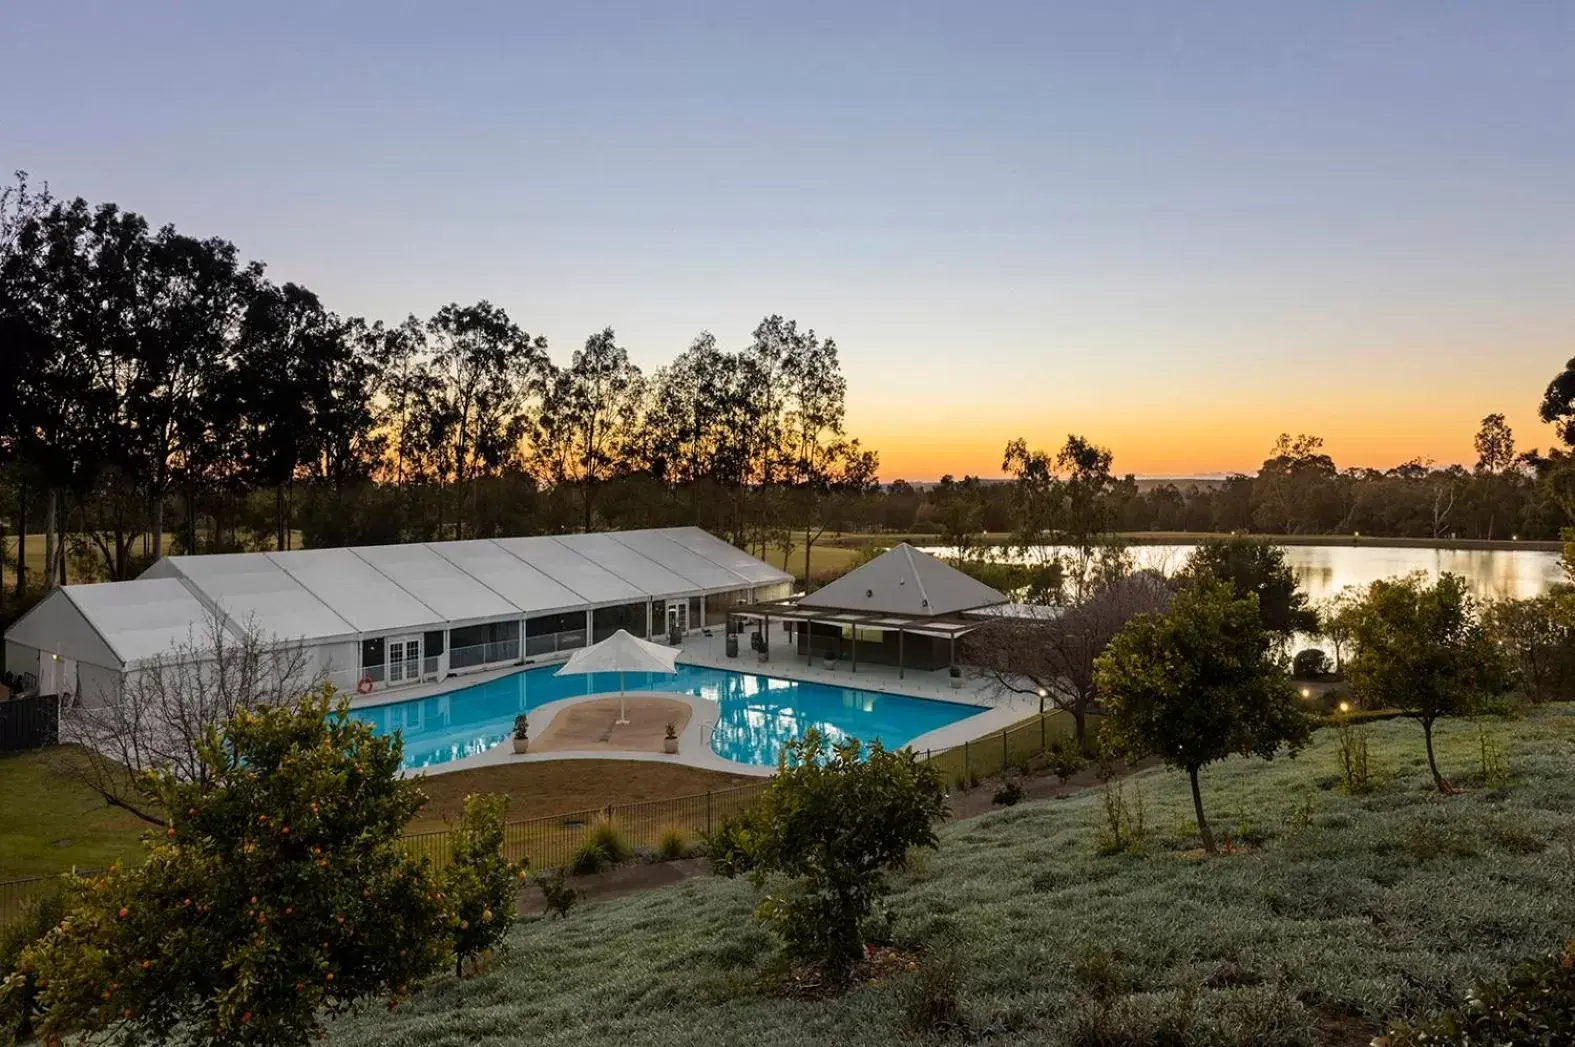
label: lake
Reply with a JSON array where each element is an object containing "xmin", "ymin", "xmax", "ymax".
[{"xmin": 917, "ymin": 543, "xmax": 1565, "ymax": 604}]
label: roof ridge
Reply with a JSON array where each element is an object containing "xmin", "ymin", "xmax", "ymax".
[{"xmin": 903, "ymin": 544, "xmax": 932, "ymax": 611}]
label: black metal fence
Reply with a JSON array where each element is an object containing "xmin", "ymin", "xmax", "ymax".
[{"xmin": 0, "ymin": 693, "xmax": 57, "ymax": 752}]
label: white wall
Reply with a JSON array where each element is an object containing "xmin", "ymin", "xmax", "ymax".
[{"xmin": 76, "ymin": 662, "xmax": 122, "ymax": 709}]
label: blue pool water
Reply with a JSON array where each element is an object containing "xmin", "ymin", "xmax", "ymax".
[{"xmin": 354, "ymin": 663, "xmax": 985, "ymax": 770}]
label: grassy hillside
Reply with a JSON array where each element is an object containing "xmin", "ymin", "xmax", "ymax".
[{"xmin": 326, "ymin": 707, "xmax": 1575, "ymax": 1047}]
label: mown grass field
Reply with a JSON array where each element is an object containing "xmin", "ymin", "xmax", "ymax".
[
  {"xmin": 326, "ymin": 706, "xmax": 1575, "ymax": 1047},
  {"xmin": 0, "ymin": 750, "xmax": 754, "ymax": 881}
]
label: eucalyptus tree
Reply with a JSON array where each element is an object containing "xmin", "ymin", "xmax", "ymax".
[
  {"xmin": 425, "ymin": 301, "xmax": 547, "ymax": 538},
  {"xmin": 533, "ymin": 326, "xmax": 646, "ymax": 531}
]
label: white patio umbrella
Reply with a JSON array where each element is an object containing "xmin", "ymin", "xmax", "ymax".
[{"xmin": 554, "ymin": 629, "xmax": 681, "ymax": 725}]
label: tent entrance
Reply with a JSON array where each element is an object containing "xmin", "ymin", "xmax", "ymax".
[{"xmin": 387, "ymin": 636, "xmax": 422, "ymax": 684}]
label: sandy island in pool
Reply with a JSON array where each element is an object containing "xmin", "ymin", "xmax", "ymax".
[{"xmin": 532, "ymin": 697, "xmax": 693, "ymax": 754}]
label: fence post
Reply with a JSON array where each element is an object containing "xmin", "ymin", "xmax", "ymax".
[
  {"xmin": 706, "ymin": 792, "xmax": 713, "ymax": 837},
  {"xmin": 1041, "ymin": 712, "xmax": 1047, "ymax": 752},
  {"xmin": 964, "ymin": 739, "xmax": 970, "ymax": 780},
  {"xmin": 1002, "ymin": 729, "xmax": 1008, "ymax": 771}
]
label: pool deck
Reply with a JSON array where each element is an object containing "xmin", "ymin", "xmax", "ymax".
[{"xmin": 362, "ymin": 628, "xmax": 1038, "ymax": 779}]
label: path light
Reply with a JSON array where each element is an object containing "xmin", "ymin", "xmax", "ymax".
[
  {"xmin": 1338, "ymin": 701, "xmax": 1351, "ymax": 714},
  {"xmin": 1300, "ymin": 687, "xmax": 1311, "ymax": 699},
  {"xmin": 1037, "ymin": 687, "xmax": 1048, "ymax": 714}
]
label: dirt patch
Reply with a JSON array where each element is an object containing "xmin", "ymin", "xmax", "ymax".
[
  {"xmin": 775, "ymin": 945, "xmax": 922, "ymax": 1000},
  {"xmin": 408, "ymin": 760, "xmax": 757, "ymax": 832},
  {"xmin": 532, "ymin": 697, "xmax": 692, "ymax": 754}
]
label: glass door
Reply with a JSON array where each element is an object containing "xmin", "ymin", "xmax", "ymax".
[
  {"xmin": 387, "ymin": 636, "xmax": 421, "ymax": 684},
  {"xmin": 666, "ymin": 601, "xmax": 687, "ymax": 638}
]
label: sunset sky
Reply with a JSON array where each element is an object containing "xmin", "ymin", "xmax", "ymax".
[{"xmin": 3, "ymin": 2, "xmax": 1571, "ymax": 480}]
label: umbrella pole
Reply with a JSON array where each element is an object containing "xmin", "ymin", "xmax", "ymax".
[{"xmin": 616, "ymin": 670, "xmax": 629, "ymax": 725}]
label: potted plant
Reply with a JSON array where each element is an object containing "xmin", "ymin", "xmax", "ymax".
[
  {"xmin": 949, "ymin": 665, "xmax": 962, "ymax": 689},
  {"xmin": 663, "ymin": 722, "xmax": 679, "ymax": 754},
  {"xmin": 512, "ymin": 714, "xmax": 529, "ymax": 754},
  {"xmin": 823, "ymin": 648, "xmax": 837, "ymax": 670}
]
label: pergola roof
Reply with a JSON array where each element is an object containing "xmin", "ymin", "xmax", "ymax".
[{"xmin": 796, "ymin": 542, "xmax": 1007, "ymax": 617}]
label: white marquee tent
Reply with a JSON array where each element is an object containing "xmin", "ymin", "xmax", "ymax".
[{"xmin": 5, "ymin": 527, "xmax": 792, "ymax": 705}]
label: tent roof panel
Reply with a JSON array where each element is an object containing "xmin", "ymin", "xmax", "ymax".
[
  {"xmin": 4, "ymin": 588, "xmax": 122, "ymax": 669},
  {"xmin": 265, "ymin": 549, "xmax": 444, "ymax": 634},
  {"xmin": 154, "ymin": 554, "xmax": 357, "ymax": 643},
  {"xmin": 352, "ymin": 544, "xmax": 521, "ymax": 624},
  {"xmin": 491, "ymin": 536, "xmax": 646, "ymax": 605},
  {"xmin": 551, "ymin": 533, "xmax": 697, "ymax": 595},
  {"xmin": 607, "ymin": 531, "xmax": 754, "ymax": 592},
  {"xmin": 428, "ymin": 540, "xmax": 587, "ymax": 615},
  {"xmin": 67, "ymin": 579, "xmax": 218, "ymax": 666},
  {"xmin": 658, "ymin": 527, "xmax": 793, "ymax": 586}
]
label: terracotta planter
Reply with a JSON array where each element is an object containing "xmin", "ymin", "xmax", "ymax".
[
  {"xmin": 663, "ymin": 737, "xmax": 679, "ymax": 754},
  {"xmin": 512, "ymin": 737, "xmax": 529, "ymax": 754}
]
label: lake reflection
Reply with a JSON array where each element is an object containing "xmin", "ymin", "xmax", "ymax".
[{"xmin": 918, "ymin": 544, "xmax": 1564, "ymax": 604}]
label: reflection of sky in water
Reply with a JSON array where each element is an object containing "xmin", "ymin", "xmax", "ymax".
[
  {"xmin": 920, "ymin": 545, "xmax": 1564, "ymax": 603},
  {"xmin": 354, "ymin": 664, "xmax": 981, "ymax": 771}
]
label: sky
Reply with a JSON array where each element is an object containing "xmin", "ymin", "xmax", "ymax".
[{"xmin": 2, "ymin": 1, "xmax": 1571, "ymax": 481}]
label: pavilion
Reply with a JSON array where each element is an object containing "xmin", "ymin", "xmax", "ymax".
[{"xmin": 726, "ymin": 543, "xmax": 1009, "ymax": 677}]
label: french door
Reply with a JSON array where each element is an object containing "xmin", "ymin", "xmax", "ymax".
[{"xmin": 387, "ymin": 636, "xmax": 421, "ymax": 684}]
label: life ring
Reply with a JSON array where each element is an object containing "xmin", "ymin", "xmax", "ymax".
[{"xmin": 356, "ymin": 676, "xmax": 375, "ymax": 695}]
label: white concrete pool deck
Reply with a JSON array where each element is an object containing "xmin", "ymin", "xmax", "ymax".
[{"xmin": 355, "ymin": 629, "xmax": 1037, "ymax": 779}]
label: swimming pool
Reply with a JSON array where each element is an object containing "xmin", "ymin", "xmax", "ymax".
[{"xmin": 354, "ymin": 663, "xmax": 986, "ymax": 770}]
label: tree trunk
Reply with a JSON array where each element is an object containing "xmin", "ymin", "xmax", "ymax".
[
  {"xmin": 14, "ymin": 475, "xmax": 25, "ymax": 600},
  {"xmin": 151, "ymin": 489, "xmax": 164, "ymax": 560},
  {"xmin": 0, "ymin": 519, "xmax": 7, "ymax": 619},
  {"xmin": 275, "ymin": 485, "xmax": 287, "ymax": 551},
  {"xmin": 1422, "ymin": 718, "xmax": 1446, "ymax": 792},
  {"xmin": 1073, "ymin": 710, "xmax": 1087, "ymax": 753},
  {"xmin": 43, "ymin": 489, "xmax": 56, "ymax": 591},
  {"xmin": 1189, "ymin": 767, "xmax": 1215, "ymax": 854}
]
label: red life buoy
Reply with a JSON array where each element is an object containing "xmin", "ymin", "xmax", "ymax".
[{"xmin": 356, "ymin": 676, "xmax": 375, "ymax": 694}]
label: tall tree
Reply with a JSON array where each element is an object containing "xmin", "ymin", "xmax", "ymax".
[
  {"xmin": 1474, "ymin": 413, "xmax": 1516, "ymax": 475},
  {"xmin": 1538, "ymin": 358, "xmax": 1575, "ymax": 447},
  {"xmin": 533, "ymin": 327, "xmax": 645, "ymax": 532},
  {"xmin": 425, "ymin": 301, "xmax": 546, "ymax": 538},
  {"xmin": 1095, "ymin": 579, "xmax": 1310, "ymax": 853}
]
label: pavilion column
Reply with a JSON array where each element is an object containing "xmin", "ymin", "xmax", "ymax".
[
  {"xmin": 898, "ymin": 629, "xmax": 905, "ymax": 679},
  {"xmin": 851, "ymin": 626, "xmax": 857, "ymax": 674},
  {"xmin": 763, "ymin": 613, "xmax": 770, "ymax": 662},
  {"xmin": 950, "ymin": 634, "xmax": 956, "ymax": 674}
]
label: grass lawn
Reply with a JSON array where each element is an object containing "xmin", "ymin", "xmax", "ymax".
[
  {"xmin": 326, "ymin": 706, "xmax": 1575, "ymax": 1047},
  {"xmin": 406, "ymin": 760, "xmax": 760, "ymax": 834},
  {"xmin": 0, "ymin": 747, "xmax": 154, "ymax": 879},
  {"xmin": 0, "ymin": 747, "xmax": 756, "ymax": 880}
]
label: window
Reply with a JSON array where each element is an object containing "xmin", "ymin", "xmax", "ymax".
[
  {"xmin": 423, "ymin": 630, "xmax": 445, "ymax": 657},
  {"xmin": 593, "ymin": 601, "xmax": 648, "ymax": 641},
  {"xmin": 527, "ymin": 610, "xmax": 586, "ymax": 637},
  {"xmin": 361, "ymin": 637, "xmax": 385, "ymax": 670}
]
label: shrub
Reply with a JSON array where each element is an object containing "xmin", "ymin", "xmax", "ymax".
[
  {"xmin": 0, "ymin": 889, "xmax": 67, "ymax": 1043},
  {"xmin": 569, "ymin": 839, "xmax": 608, "ymax": 876},
  {"xmin": 442, "ymin": 793, "xmax": 520, "ymax": 977},
  {"xmin": 587, "ymin": 820, "xmax": 633, "ymax": 865},
  {"xmin": 534, "ymin": 868, "xmax": 577, "ymax": 919},
  {"xmin": 709, "ymin": 729, "xmax": 946, "ymax": 979},
  {"xmin": 1292, "ymin": 648, "xmax": 1331, "ymax": 679},
  {"xmin": 658, "ymin": 827, "xmax": 687, "ymax": 860},
  {"xmin": 1095, "ymin": 780, "xmax": 1146, "ymax": 856},
  {"xmin": 992, "ymin": 780, "xmax": 1024, "ymax": 807},
  {"xmin": 10, "ymin": 689, "xmax": 450, "ymax": 1047},
  {"xmin": 1045, "ymin": 734, "xmax": 1085, "ymax": 783},
  {"xmin": 1337, "ymin": 717, "xmax": 1374, "ymax": 795},
  {"xmin": 1379, "ymin": 939, "xmax": 1575, "ymax": 1045},
  {"xmin": 1474, "ymin": 725, "xmax": 1509, "ymax": 788},
  {"xmin": 899, "ymin": 933, "xmax": 969, "ymax": 1036}
]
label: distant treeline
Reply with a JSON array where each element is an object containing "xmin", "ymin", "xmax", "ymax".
[{"xmin": 5, "ymin": 171, "xmax": 1575, "ymax": 608}]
